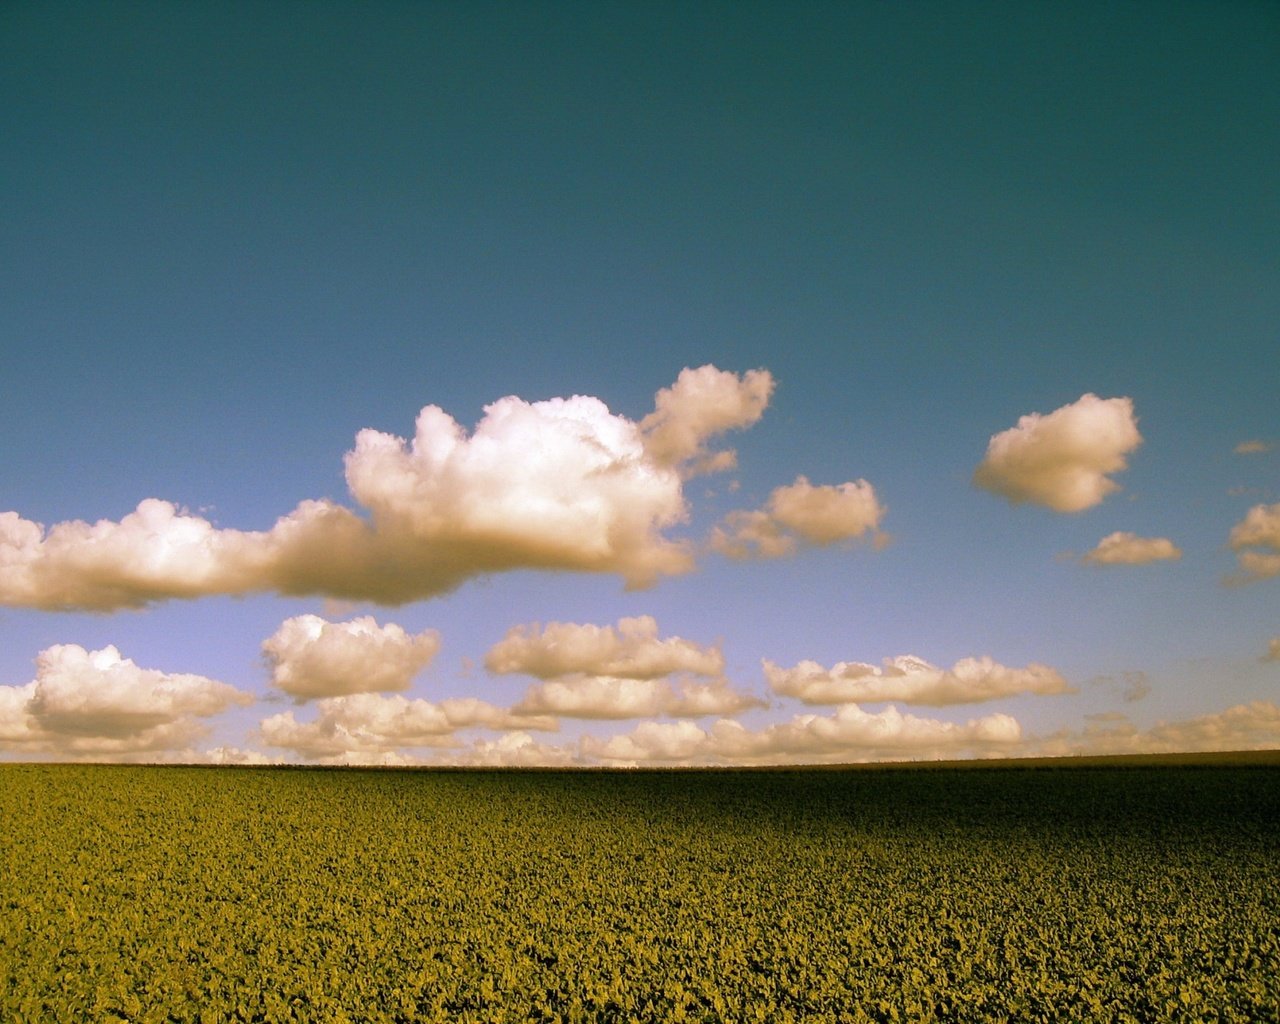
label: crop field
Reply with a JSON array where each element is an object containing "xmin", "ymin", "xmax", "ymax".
[{"xmin": 2, "ymin": 759, "xmax": 1278, "ymax": 1023}]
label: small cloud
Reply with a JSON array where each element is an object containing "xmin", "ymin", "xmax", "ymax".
[
  {"xmin": 1264, "ymin": 637, "xmax": 1280, "ymax": 663},
  {"xmin": 973, "ymin": 394, "xmax": 1142, "ymax": 513},
  {"xmin": 262, "ymin": 614, "xmax": 441, "ymax": 700},
  {"xmin": 1228, "ymin": 502, "xmax": 1280, "ymax": 582},
  {"xmin": 639, "ymin": 365, "xmax": 775, "ymax": 477},
  {"xmin": 764, "ymin": 654, "xmax": 1071, "ymax": 706},
  {"xmin": 1235, "ymin": 440, "xmax": 1271, "ymax": 455},
  {"xmin": 512, "ymin": 675, "xmax": 764, "ymax": 720},
  {"xmin": 485, "ymin": 615, "xmax": 723, "ymax": 680},
  {"xmin": 711, "ymin": 476, "xmax": 886, "ymax": 560},
  {"xmin": 1080, "ymin": 532, "xmax": 1182, "ymax": 566}
]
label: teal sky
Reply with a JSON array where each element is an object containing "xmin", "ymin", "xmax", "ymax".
[{"xmin": 1, "ymin": 2, "xmax": 1277, "ymax": 764}]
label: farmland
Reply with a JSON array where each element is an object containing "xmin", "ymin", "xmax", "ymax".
[{"xmin": 2, "ymin": 758, "xmax": 1278, "ymax": 1022}]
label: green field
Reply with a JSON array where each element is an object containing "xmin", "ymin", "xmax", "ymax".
[{"xmin": 3, "ymin": 759, "xmax": 1278, "ymax": 1022}]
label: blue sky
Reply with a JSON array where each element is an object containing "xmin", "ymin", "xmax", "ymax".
[{"xmin": 1, "ymin": 2, "xmax": 1276, "ymax": 764}]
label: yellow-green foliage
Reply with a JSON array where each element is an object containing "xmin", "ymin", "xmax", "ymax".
[{"xmin": 2, "ymin": 764, "xmax": 1277, "ymax": 1022}]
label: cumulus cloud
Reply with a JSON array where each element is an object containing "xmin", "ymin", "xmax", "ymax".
[
  {"xmin": 0, "ymin": 644, "xmax": 251, "ymax": 758},
  {"xmin": 452, "ymin": 731, "xmax": 579, "ymax": 767},
  {"xmin": 638, "ymin": 365, "xmax": 774, "ymax": 476},
  {"xmin": 486, "ymin": 615, "xmax": 759, "ymax": 719},
  {"xmin": 513, "ymin": 675, "xmax": 763, "ymax": 720},
  {"xmin": 1080, "ymin": 532, "xmax": 1182, "ymax": 566},
  {"xmin": 262, "ymin": 615, "xmax": 441, "ymax": 699},
  {"xmin": 485, "ymin": 615, "xmax": 723, "ymax": 680},
  {"xmin": 583, "ymin": 705, "xmax": 1022, "ymax": 765},
  {"xmin": 1235, "ymin": 440, "xmax": 1271, "ymax": 455},
  {"xmin": 712, "ymin": 476, "xmax": 886, "ymax": 560},
  {"xmin": 764, "ymin": 654, "xmax": 1070, "ymax": 707},
  {"xmin": 973, "ymin": 394, "xmax": 1142, "ymax": 512},
  {"xmin": 1229, "ymin": 502, "xmax": 1280, "ymax": 581},
  {"xmin": 1034, "ymin": 702, "xmax": 1280, "ymax": 758},
  {"xmin": 0, "ymin": 367, "xmax": 774, "ymax": 611},
  {"xmin": 1264, "ymin": 638, "xmax": 1280, "ymax": 663},
  {"xmin": 258, "ymin": 693, "xmax": 557, "ymax": 760}
]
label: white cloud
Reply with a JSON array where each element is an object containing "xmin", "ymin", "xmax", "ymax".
[
  {"xmin": 583, "ymin": 705, "xmax": 1022, "ymax": 765},
  {"xmin": 1081, "ymin": 531, "xmax": 1182, "ymax": 566},
  {"xmin": 1234, "ymin": 440, "xmax": 1271, "ymax": 455},
  {"xmin": 0, "ymin": 644, "xmax": 252, "ymax": 758},
  {"xmin": 973, "ymin": 394, "xmax": 1142, "ymax": 512},
  {"xmin": 764, "ymin": 654, "xmax": 1070, "ymax": 706},
  {"xmin": 513, "ymin": 675, "xmax": 763, "ymax": 720},
  {"xmin": 638, "ymin": 365, "xmax": 774, "ymax": 476},
  {"xmin": 1264, "ymin": 638, "xmax": 1280, "ymax": 663},
  {"xmin": 0, "ymin": 367, "xmax": 774, "ymax": 611},
  {"xmin": 258, "ymin": 693, "xmax": 558, "ymax": 760},
  {"xmin": 1229, "ymin": 502, "xmax": 1280, "ymax": 581},
  {"xmin": 712, "ymin": 476, "xmax": 886, "ymax": 560},
  {"xmin": 262, "ymin": 615, "xmax": 441, "ymax": 699},
  {"xmin": 453, "ymin": 731, "xmax": 579, "ymax": 767},
  {"xmin": 484, "ymin": 615, "xmax": 723, "ymax": 680}
]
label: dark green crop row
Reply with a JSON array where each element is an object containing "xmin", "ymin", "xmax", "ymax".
[{"xmin": 2, "ymin": 763, "xmax": 1277, "ymax": 1023}]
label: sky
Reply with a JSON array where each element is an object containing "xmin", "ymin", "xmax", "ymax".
[{"xmin": 1, "ymin": 1, "xmax": 1277, "ymax": 766}]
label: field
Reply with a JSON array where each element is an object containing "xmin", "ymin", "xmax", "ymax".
[{"xmin": 2, "ymin": 757, "xmax": 1278, "ymax": 1023}]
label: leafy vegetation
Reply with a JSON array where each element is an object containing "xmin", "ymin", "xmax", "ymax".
[{"xmin": 2, "ymin": 762, "xmax": 1277, "ymax": 1022}]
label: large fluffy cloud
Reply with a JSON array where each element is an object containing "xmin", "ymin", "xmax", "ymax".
[
  {"xmin": 485, "ymin": 615, "xmax": 723, "ymax": 680},
  {"xmin": 259, "ymin": 692, "xmax": 558, "ymax": 759},
  {"xmin": 0, "ymin": 644, "xmax": 251, "ymax": 758},
  {"xmin": 764, "ymin": 655, "xmax": 1070, "ymax": 706},
  {"xmin": 712, "ymin": 476, "xmax": 886, "ymax": 560},
  {"xmin": 1229, "ymin": 502, "xmax": 1280, "ymax": 581},
  {"xmin": 1034, "ymin": 702, "xmax": 1280, "ymax": 758},
  {"xmin": 262, "ymin": 615, "xmax": 441, "ymax": 699},
  {"xmin": 1080, "ymin": 531, "xmax": 1182, "ymax": 566},
  {"xmin": 973, "ymin": 394, "xmax": 1142, "ymax": 512},
  {"xmin": 0, "ymin": 367, "xmax": 773, "ymax": 611},
  {"xmin": 583, "ymin": 705, "xmax": 1022, "ymax": 765}
]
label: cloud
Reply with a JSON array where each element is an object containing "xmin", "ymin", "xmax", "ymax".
[
  {"xmin": 583, "ymin": 705, "xmax": 1022, "ymax": 765},
  {"xmin": 638, "ymin": 365, "xmax": 774, "ymax": 476},
  {"xmin": 1229, "ymin": 502, "xmax": 1280, "ymax": 581},
  {"xmin": 485, "ymin": 615, "xmax": 723, "ymax": 680},
  {"xmin": 712, "ymin": 476, "xmax": 886, "ymax": 560},
  {"xmin": 258, "ymin": 693, "xmax": 557, "ymax": 759},
  {"xmin": 486, "ymin": 615, "xmax": 759, "ymax": 720},
  {"xmin": 0, "ymin": 367, "xmax": 774, "ymax": 611},
  {"xmin": 1235, "ymin": 440, "xmax": 1271, "ymax": 455},
  {"xmin": 512, "ymin": 675, "xmax": 764, "ymax": 720},
  {"xmin": 0, "ymin": 644, "xmax": 252, "ymax": 758},
  {"xmin": 262, "ymin": 615, "xmax": 441, "ymax": 699},
  {"xmin": 1036, "ymin": 702, "xmax": 1280, "ymax": 757},
  {"xmin": 1264, "ymin": 638, "xmax": 1280, "ymax": 663},
  {"xmin": 764, "ymin": 654, "xmax": 1070, "ymax": 706},
  {"xmin": 1080, "ymin": 532, "xmax": 1182, "ymax": 566},
  {"xmin": 452, "ymin": 731, "xmax": 579, "ymax": 767},
  {"xmin": 973, "ymin": 394, "xmax": 1142, "ymax": 512}
]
